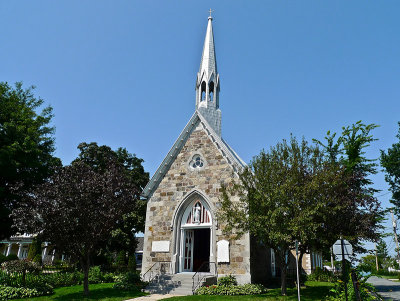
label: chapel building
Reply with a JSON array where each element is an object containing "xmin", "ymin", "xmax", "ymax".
[{"xmin": 141, "ymin": 15, "xmax": 322, "ymax": 285}]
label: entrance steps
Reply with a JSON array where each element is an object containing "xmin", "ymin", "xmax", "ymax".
[{"xmin": 144, "ymin": 273, "xmax": 214, "ymax": 296}]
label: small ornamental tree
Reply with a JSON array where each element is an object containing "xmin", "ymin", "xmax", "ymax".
[
  {"xmin": 12, "ymin": 157, "xmax": 140, "ymax": 296},
  {"xmin": 73, "ymin": 143, "xmax": 149, "ymax": 259},
  {"xmin": 27, "ymin": 238, "xmax": 42, "ymax": 261},
  {"xmin": 2, "ymin": 259, "xmax": 40, "ymax": 285}
]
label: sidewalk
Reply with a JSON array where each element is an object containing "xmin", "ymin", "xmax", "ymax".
[{"xmin": 125, "ymin": 293, "xmax": 184, "ymax": 301}]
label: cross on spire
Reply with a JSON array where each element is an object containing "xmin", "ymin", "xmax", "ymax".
[{"xmin": 209, "ymin": 8, "xmax": 213, "ymax": 19}]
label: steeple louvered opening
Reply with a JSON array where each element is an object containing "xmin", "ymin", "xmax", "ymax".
[
  {"xmin": 209, "ymin": 81, "xmax": 214, "ymax": 102},
  {"xmin": 201, "ymin": 81, "xmax": 207, "ymax": 102}
]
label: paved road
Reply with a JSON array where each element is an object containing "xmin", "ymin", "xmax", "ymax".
[{"xmin": 368, "ymin": 276, "xmax": 400, "ymax": 300}]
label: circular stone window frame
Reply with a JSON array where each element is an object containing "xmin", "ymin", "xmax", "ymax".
[{"xmin": 187, "ymin": 152, "xmax": 207, "ymax": 171}]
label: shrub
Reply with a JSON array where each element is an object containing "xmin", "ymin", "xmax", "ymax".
[
  {"xmin": 27, "ymin": 239, "xmax": 41, "ymax": 261},
  {"xmin": 2, "ymin": 260, "xmax": 41, "ymax": 286},
  {"xmin": 32, "ymin": 254, "xmax": 42, "ymax": 265},
  {"xmin": 113, "ymin": 271, "xmax": 142, "ymax": 290},
  {"xmin": 128, "ymin": 254, "xmax": 136, "ymax": 271},
  {"xmin": 6, "ymin": 255, "xmax": 18, "ymax": 261},
  {"xmin": 0, "ymin": 285, "xmax": 52, "ymax": 300},
  {"xmin": 88, "ymin": 266, "xmax": 116, "ymax": 284},
  {"xmin": 116, "ymin": 251, "xmax": 126, "ymax": 267},
  {"xmin": 38, "ymin": 271, "xmax": 83, "ymax": 288},
  {"xmin": 217, "ymin": 275, "xmax": 238, "ymax": 286},
  {"xmin": 0, "ymin": 254, "xmax": 7, "ymax": 265},
  {"xmin": 307, "ymin": 267, "xmax": 336, "ymax": 282},
  {"xmin": 327, "ymin": 270, "xmax": 379, "ymax": 301},
  {"xmin": 196, "ymin": 283, "xmax": 267, "ymax": 295},
  {"xmin": 88, "ymin": 266, "xmax": 103, "ymax": 284}
]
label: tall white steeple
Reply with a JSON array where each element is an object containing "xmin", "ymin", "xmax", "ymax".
[{"xmin": 196, "ymin": 12, "xmax": 221, "ymax": 136}]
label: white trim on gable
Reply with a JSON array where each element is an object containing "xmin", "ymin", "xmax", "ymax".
[{"xmin": 141, "ymin": 110, "xmax": 246, "ymax": 199}]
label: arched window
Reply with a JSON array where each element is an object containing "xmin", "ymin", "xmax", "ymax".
[
  {"xmin": 201, "ymin": 81, "xmax": 206, "ymax": 101},
  {"xmin": 209, "ymin": 81, "xmax": 214, "ymax": 102}
]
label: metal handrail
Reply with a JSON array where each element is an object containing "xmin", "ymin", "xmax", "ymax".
[
  {"xmin": 192, "ymin": 261, "xmax": 217, "ymax": 294},
  {"xmin": 141, "ymin": 261, "xmax": 172, "ymax": 283}
]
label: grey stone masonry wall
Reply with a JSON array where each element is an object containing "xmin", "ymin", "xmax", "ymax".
[{"xmin": 142, "ymin": 120, "xmax": 250, "ymax": 283}]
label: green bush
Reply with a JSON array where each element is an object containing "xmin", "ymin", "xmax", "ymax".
[
  {"xmin": 27, "ymin": 239, "xmax": 41, "ymax": 261},
  {"xmin": 307, "ymin": 267, "xmax": 336, "ymax": 282},
  {"xmin": 39, "ymin": 271, "xmax": 84, "ymax": 288},
  {"xmin": 113, "ymin": 272, "xmax": 142, "ymax": 290},
  {"xmin": 6, "ymin": 255, "xmax": 18, "ymax": 261},
  {"xmin": 0, "ymin": 285, "xmax": 52, "ymax": 300},
  {"xmin": 374, "ymin": 269, "xmax": 398, "ymax": 277},
  {"xmin": 217, "ymin": 275, "xmax": 238, "ymax": 286},
  {"xmin": 0, "ymin": 254, "xmax": 7, "ymax": 265},
  {"xmin": 116, "ymin": 251, "xmax": 126, "ymax": 267},
  {"xmin": 327, "ymin": 270, "xmax": 379, "ymax": 301},
  {"xmin": 88, "ymin": 266, "xmax": 116, "ymax": 284},
  {"xmin": 128, "ymin": 254, "xmax": 136, "ymax": 271},
  {"xmin": 195, "ymin": 283, "xmax": 267, "ymax": 295},
  {"xmin": 32, "ymin": 254, "xmax": 42, "ymax": 265}
]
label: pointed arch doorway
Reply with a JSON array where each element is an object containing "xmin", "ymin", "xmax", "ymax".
[{"xmin": 174, "ymin": 195, "xmax": 214, "ymax": 273}]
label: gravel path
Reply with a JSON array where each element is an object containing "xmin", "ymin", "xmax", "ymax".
[{"xmin": 368, "ymin": 276, "xmax": 400, "ymax": 300}]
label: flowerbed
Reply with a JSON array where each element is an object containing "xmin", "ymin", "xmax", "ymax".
[
  {"xmin": 195, "ymin": 276, "xmax": 267, "ymax": 296},
  {"xmin": 196, "ymin": 283, "xmax": 267, "ymax": 296},
  {"xmin": 0, "ymin": 285, "xmax": 52, "ymax": 300}
]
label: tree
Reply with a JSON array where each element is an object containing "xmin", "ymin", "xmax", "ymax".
[
  {"xmin": 73, "ymin": 142, "xmax": 149, "ymax": 258},
  {"xmin": 314, "ymin": 121, "xmax": 383, "ymax": 251},
  {"xmin": 27, "ymin": 238, "xmax": 42, "ymax": 261},
  {"xmin": 0, "ymin": 82, "xmax": 60, "ymax": 239},
  {"xmin": 381, "ymin": 122, "xmax": 400, "ymax": 216},
  {"xmin": 218, "ymin": 136, "xmax": 338, "ymax": 295},
  {"xmin": 376, "ymin": 239, "xmax": 388, "ymax": 259},
  {"xmin": 12, "ymin": 155, "xmax": 140, "ymax": 296}
]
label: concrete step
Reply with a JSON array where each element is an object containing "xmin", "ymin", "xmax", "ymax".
[{"xmin": 144, "ymin": 273, "xmax": 196, "ymax": 295}]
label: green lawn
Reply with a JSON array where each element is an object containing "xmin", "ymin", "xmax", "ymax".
[
  {"xmin": 14, "ymin": 283, "xmax": 148, "ymax": 301},
  {"xmin": 164, "ymin": 281, "xmax": 334, "ymax": 301}
]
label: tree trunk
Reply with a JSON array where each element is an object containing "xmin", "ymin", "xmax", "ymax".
[
  {"xmin": 280, "ymin": 265, "xmax": 287, "ymax": 295},
  {"xmin": 298, "ymin": 251, "xmax": 304, "ymax": 277},
  {"xmin": 82, "ymin": 254, "xmax": 90, "ymax": 296}
]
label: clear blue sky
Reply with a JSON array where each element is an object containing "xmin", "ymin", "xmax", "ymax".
[{"xmin": 1, "ymin": 1, "xmax": 399, "ymax": 255}]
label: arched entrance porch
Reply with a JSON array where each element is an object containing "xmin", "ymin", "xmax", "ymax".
[{"xmin": 171, "ymin": 191, "xmax": 216, "ymax": 273}]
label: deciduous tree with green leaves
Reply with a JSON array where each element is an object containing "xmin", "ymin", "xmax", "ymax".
[
  {"xmin": 381, "ymin": 122, "xmax": 400, "ymax": 216},
  {"xmin": 218, "ymin": 136, "xmax": 340, "ymax": 295},
  {"xmin": 0, "ymin": 82, "xmax": 60, "ymax": 239},
  {"xmin": 314, "ymin": 121, "xmax": 383, "ymax": 251}
]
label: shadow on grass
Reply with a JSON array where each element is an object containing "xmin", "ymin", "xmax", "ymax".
[
  {"xmin": 163, "ymin": 282, "xmax": 334, "ymax": 301},
  {"xmin": 51, "ymin": 287, "xmax": 147, "ymax": 301},
  {"xmin": 301, "ymin": 284, "xmax": 333, "ymax": 301}
]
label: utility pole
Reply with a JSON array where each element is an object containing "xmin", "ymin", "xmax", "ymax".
[{"xmin": 391, "ymin": 210, "xmax": 400, "ymax": 260}]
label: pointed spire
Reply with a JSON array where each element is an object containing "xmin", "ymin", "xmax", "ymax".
[
  {"xmin": 199, "ymin": 13, "xmax": 217, "ymax": 80},
  {"xmin": 195, "ymin": 12, "xmax": 221, "ymax": 136}
]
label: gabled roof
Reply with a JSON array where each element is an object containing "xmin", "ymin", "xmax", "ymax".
[{"xmin": 141, "ymin": 110, "xmax": 246, "ymax": 199}]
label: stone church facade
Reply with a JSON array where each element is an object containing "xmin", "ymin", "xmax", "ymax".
[{"xmin": 141, "ymin": 15, "xmax": 322, "ymax": 284}]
